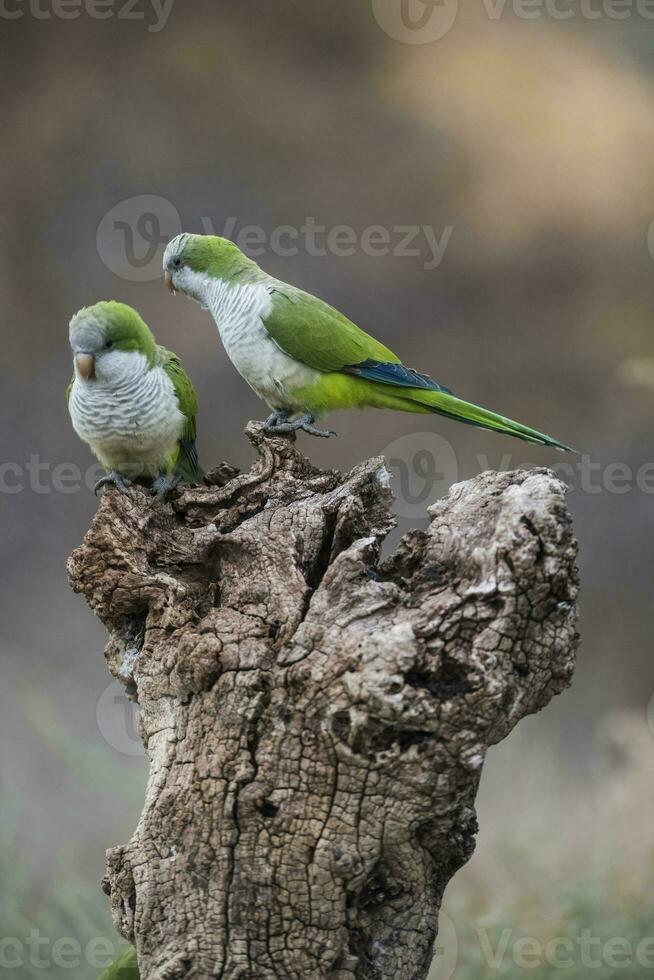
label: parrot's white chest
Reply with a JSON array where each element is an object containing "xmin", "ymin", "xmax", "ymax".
[
  {"xmin": 185, "ymin": 271, "xmax": 320, "ymax": 410},
  {"xmin": 69, "ymin": 355, "xmax": 184, "ymax": 476}
]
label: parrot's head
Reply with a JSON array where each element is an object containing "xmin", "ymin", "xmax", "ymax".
[
  {"xmin": 69, "ymin": 302, "xmax": 157, "ymax": 383},
  {"xmin": 163, "ymin": 234, "xmax": 257, "ymax": 302}
]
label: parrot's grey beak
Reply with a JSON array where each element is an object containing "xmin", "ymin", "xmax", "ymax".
[
  {"xmin": 164, "ymin": 271, "xmax": 176, "ymax": 295},
  {"xmin": 76, "ymin": 352, "xmax": 96, "ymax": 380}
]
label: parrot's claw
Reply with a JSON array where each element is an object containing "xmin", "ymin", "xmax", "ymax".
[
  {"xmin": 151, "ymin": 473, "xmax": 181, "ymax": 502},
  {"xmin": 296, "ymin": 418, "xmax": 337, "ymax": 438},
  {"xmin": 94, "ymin": 471, "xmax": 133, "ymax": 496},
  {"xmin": 263, "ymin": 413, "xmax": 337, "ymax": 439}
]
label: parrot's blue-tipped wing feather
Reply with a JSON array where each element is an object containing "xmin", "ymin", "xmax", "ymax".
[{"xmin": 343, "ymin": 359, "xmax": 453, "ymax": 395}]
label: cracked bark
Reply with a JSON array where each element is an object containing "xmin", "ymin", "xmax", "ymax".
[{"xmin": 68, "ymin": 424, "xmax": 579, "ymax": 980}]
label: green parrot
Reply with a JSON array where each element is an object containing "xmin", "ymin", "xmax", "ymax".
[
  {"xmin": 68, "ymin": 301, "xmax": 203, "ymax": 497},
  {"xmin": 98, "ymin": 947, "xmax": 139, "ymax": 980},
  {"xmin": 162, "ymin": 234, "xmax": 574, "ymax": 450}
]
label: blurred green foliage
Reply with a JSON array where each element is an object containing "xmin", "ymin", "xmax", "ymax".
[
  {"xmin": 98, "ymin": 947, "xmax": 139, "ymax": 980},
  {"xmin": 439, "ymin": 885, "xmax": 654, "ymax": 979},
  {"xmin": 4, "ymin": 795, "xmax": 652, "ymax": 980},
  {"xmin": 0, "ymin": 806, "xmax": 128, "ymax": 980}
]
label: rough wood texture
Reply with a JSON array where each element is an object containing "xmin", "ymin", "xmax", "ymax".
[{"xmin": 68, "ymin": 424, "xmax": 579, "ymax": 980}]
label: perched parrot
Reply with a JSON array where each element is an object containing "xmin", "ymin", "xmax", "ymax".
[
  {"xmin": 68, "ymin": 301, "xmax": 203, "ymax": 497},
  {"xmin": 162, "ymin": 234, "xmax": 574, "ymax": 450},
  {"xmin": 98, "ymin": 946, "xmax": 139, "ymax": 980}
]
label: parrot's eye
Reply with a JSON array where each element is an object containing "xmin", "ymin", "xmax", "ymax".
[
  {"xmin": 172, "ymin": 257, "xmax": 182, "ymax": 268},
  {"xmin": 105, "ymin": 340, "xmax": 113, "ymax": 350}
]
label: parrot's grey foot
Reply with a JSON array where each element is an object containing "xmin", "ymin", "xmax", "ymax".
[
  {"xmin": 151, "ymin": 473, "xmax": 181, "ymax": 502},
  {"xmin": 94, "ymin": 471, "xmax": 133, "ymax": 496},
  {"xmin": 263, "ymin": 412, "xmax": 337, "ymax": 439},
  {"xmin": 262, "ymin": 411, "xmax": 290, "ymax": 434}
]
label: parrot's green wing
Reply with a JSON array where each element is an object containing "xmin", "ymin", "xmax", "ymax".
[
  {"xmin": 159, "ymin": 347, "xmax": 203, "ymax": 484},
  {"xmin": 99, "ymin": 946, "xmax": 139, "ymax": 980},
  {"xmin": 263, "ymin": 286, "xmax": 401, "ymax": 372},
  {"xmin": 262, "ymin": 286, "xmax": 453, "ymax": 394}
]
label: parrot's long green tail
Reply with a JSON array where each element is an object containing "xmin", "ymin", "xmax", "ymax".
[{"xmin": 402, "ymin": 387, "xmax": 575, "ymax": 452}]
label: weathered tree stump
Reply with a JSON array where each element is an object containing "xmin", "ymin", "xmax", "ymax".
[{"xmin": 68, "ymin": 424, "xmax": 579, "ymax": 980}]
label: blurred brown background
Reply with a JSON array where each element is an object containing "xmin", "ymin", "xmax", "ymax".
[{"xmin": 1, "ymin": 3, "xmax": 653, "ymax": 977}]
